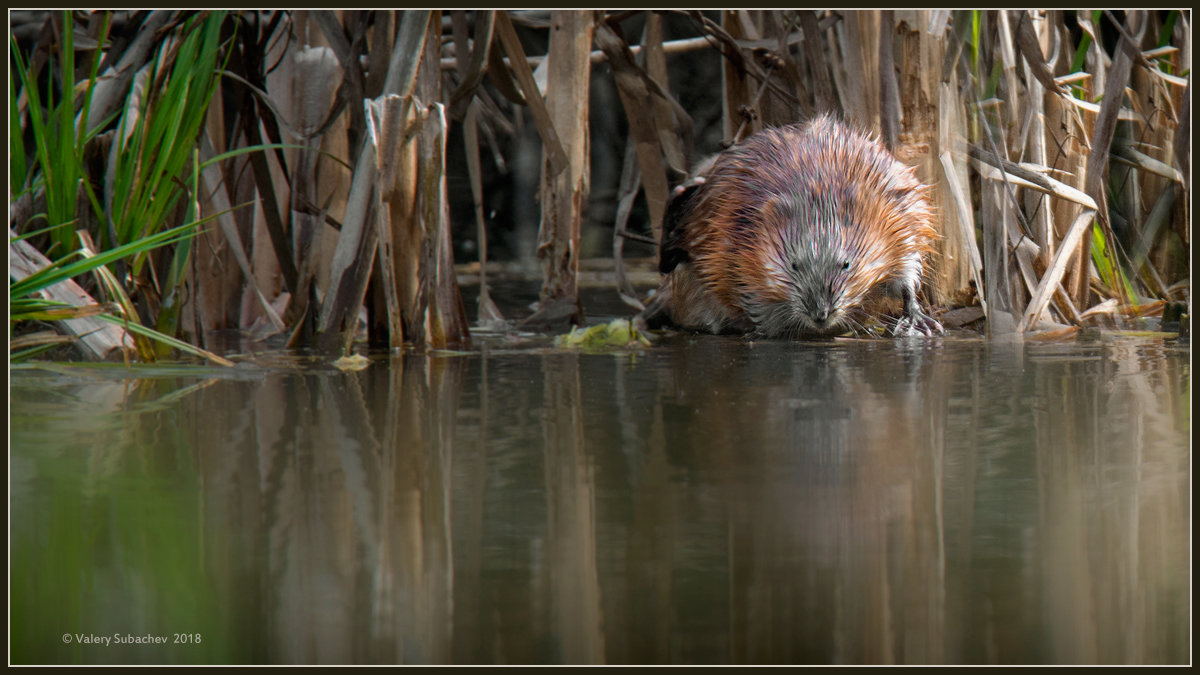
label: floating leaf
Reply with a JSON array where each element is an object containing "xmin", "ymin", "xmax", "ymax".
[
  {"xmin": 555, "ymin": 318, "xmax": 652, "ymax": 351},
  {"xmin": 333, "ymin": 353, "xmax": 371, "ymax": 371}
]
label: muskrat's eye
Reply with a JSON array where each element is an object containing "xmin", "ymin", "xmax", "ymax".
[
  {"xmin": 841, "ymin": 261, "xmax": 851, "ymax": 271},
  {"xmin": 791, "ymin": 261, "xmax": 800, "ymax": 272}
]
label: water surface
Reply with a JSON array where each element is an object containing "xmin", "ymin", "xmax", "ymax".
[{"xmin": 9, "ymin": 331, "xmax": 1191, "ymax": 664}]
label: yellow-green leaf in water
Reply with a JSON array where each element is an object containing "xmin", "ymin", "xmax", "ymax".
[
  {"xmin": 555, "ymin": 318, "xmax": 652, "ymax": 351},
  {"xmin": 333, "ymin": 353, "xmax": 371, "ymax": 371}
]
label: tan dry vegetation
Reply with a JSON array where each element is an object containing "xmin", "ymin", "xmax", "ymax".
[{"xmin": 9, "ymin": 10, "xmax": 1191, "ymax": 360}]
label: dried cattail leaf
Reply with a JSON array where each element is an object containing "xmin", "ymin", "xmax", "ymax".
[
  {"xmin": 1014, "ymin": 11, "xmax": 1063, "ymax": 95},
  {"xmin": 449, "ymin": 10, "xmax": 496, "ymax": 120},
  {"xmin": 594, "ymin": 20, "xmax": 671, "ymax": 242},
  {"xmin": 464, "ymin": 99, "xmax": 505, "ymax": 325},
  {"xmin": 197, "ymin": 131, "xmax": 287, "ymax": 335},
  {"xmin": 485, "ymin": 37, "xmax": 527, "ymax": 106},
  {"xmin": 290, "ymin": 46, "xmax": 342, "ymax": 139},
  {"xmin": 493, "ymin": 11, "xmax": 569, "ymax": 177}
]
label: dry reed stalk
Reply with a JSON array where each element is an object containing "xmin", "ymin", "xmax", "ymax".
[
  {"xmin": 878, "ymin": 11, "xmax": 899, "ymax": 150},
  {"xmin": 369, "ymin": 95, "xmax": 415, "ymax": 349},
  {"xmin": 239, "ymin": 14, "xmax": 305, "ymax": 308},
  {"xmin": 719, "ymin": 11, "xmax": 762, "ymax": 143},
  {"xmin": 239, "ymin": 116, "xmax": 295, "ymax": 302},
  {"xmin": 981, "ymin": 178, "xmax": 1017, "ymax": 333},
  {"xmin": 386, "ymin": 118, "xmax": 424, "ymax": 347},
  {"xmin": 284, "ymin": 45, "xmax": 342, "ymax": 339},
  {"xmin": 754, "ymin": 12, "xmax": 799, "ymax": 126},
  {"xmin": 612, "ymin": 132, "xmax": 648, "ymax": 312},
  {"xmin": 1020, "ymin": 207, "xmax": 1098, "ymax": 332},
  {"xmin": 936, "ymin": 69, "xmax": 977, "ymax": 311},
  {"xmin": 463, "ymin": 100, "xmax": 505, "ymax": 326},
  {"xmin": 316, "ymin": 9, "xmax": 480, "ymax": 353},
  {"xmin": 448, "ymin": 10, "xmax": 496, "ymax": 121},
  {"xmin": 969, "ymin": 146, "xmax": 1099, "ymax": 210},
  {"xmin": 315, "ymin": 11, "xmax": 437, "ymax": 352},
  {"xmin": 370, "ymin": 93, "xmax": 472, "ymax": 350},
  {"xmin": 840, "ymin": 11, "xmax": 882, "ymax": 135},
  {"xmin": 403, "ymin": 11, "xmax": 447, "ymax": 348},
  {"xmin": 365, "ymin": 11, "xmax": 392, "ymax": 100},
  {"xmin": 939, "ymin": 151, "xmax": 987, "ymax": 319},
  {"xmin": 312, "ymin": 11, "xmax": 367, "ymax": 148},
  {"xmin": 995, "ymin": 11, "xmax": 1022, "ymax": 146},
  {"xmin": 895, "ymin": 11, "xmax": 973, "ymax": 309},
  {"xmin": 83, "ymin": 11, "xmax": 175, "ymax": 134},
  {"xmin": 521, "ymin": 10, "xmax": 595, "ymax": 330},
  {"xmin": 1044, "ymin": 13, "xmax": 1093, "ymax": 309},
  {"xmin": 768, "ymin": 13, "xmax": 811, "ymax": 120},
  {"xmin": 336, "ymin": 10, "xmax": 467, "ymax": 351},
  {"xmin": 1122, "ymin": 19, "xmax": 1189, "ymax": 289},
  {"xmin": 643, "ymin": 13, "xmax": 690, "ymax": 176},
  {"xmin": 185, "ymin": 78, "xmax": 243, "ymax": 338},
  {"xmin": 594, "ymin": 20, "xmax": 670, "ymax": 247},
  {"xmin": 610, "ymin": 12, "xmax": 688, "ymax": 313},
  {"xmin": 314, "ymin": 137, "xmax": 379, "ymax": 352},
  {"xmin": 1018, "ymin": 12, "xmax": 1057, "ymax": 270},
  {"xmin": 442, "ymin": 34, "xmax": 716, "ymax": 71},
  {"xmin": 798, "ymin": 11, "xmax": 836, "ymax": 115},
  {"xmin": 1082, "ymin": 11, "xmax": 1146, "ymax": 308},
  {"xmin": 494, "ymin": 11, "xmax": 569, "ymax": 177},
  {"xmin": 197, "ymin": 131, "xmax": 286, "ymax": 334},
  {"xmin": 418, "ymin": 103, "xmax": 471, "ymax": 349}
]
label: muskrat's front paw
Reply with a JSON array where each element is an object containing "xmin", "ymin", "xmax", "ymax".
[{"xmin": 892, "ymin": 313, "xmax": 944, "ymax": 337}]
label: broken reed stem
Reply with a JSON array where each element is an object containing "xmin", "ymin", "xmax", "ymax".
[{"xmin": 437, "ymin": 34, "xmax": 715, "ymax": 70}]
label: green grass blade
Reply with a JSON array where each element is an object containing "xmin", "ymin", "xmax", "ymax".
[
  {"xmin": 199, "ymin": 142, "xmax": 354, "ymax": 172},
  {"xmin": 109, "ymin": 10, "xmax": 227, "ymax": 268},
  {"xmin": 10, "ymin": 339, "xmax": 74, "ymax": 362},
  {"xmin": 10, "ymin": 301, "xmax": 121, "ymax": 323},
  {"xmin": 94, "ymin": 314, "xmax": 235, "ymax": 367},
  {"xmin": 9, "ymin": 221, "xmax": 200, "ymax": 299}
]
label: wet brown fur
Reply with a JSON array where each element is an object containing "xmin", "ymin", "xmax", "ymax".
[{"xmin": 643, "ymin": 115, "xmax": 939, "ymax": 337}]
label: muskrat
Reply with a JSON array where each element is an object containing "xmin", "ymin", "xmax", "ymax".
[{"xmin": 640, "ymin": 115, "xmax": 943, "ymax": 338}]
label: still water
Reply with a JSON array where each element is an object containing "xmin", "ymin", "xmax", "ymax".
[{"xmin": 9, "ymin": 330, "xmax": 1191, "ymax": 665}]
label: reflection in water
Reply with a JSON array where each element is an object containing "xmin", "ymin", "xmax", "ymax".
[{"xmin": 9, "ymin": 336, "xmax": 1191, "ymax": 664}]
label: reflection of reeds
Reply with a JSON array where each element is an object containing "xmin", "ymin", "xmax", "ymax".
[
  {"xmin": 542, "ymin": 353, "xmax": 605, "ymax": 662},
  {"xmin": 1030, "ymin": 340, "xmax": 1191, "ymax": 664},
  {"xmin": 13, "ymin": 337, "xmax": 1185, "ymax": 663},
  {"xmin": 189, "ymin": 356, "xmax": 468, "ymax": 663}
]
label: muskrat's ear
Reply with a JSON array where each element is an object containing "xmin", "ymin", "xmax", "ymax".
[{"xmin": 659, "ymin": 183, "xmax": 701, "ymax": 274}]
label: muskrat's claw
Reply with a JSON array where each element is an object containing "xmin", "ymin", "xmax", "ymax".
[
  {"xmin": 894, "ymin": 288, "xmax": 943, "ymax": 337},
  {"xmin": 891, "ymin": 311, "xmax": 944, "ymax": 337}
]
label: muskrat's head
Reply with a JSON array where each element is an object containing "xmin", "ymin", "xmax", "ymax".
[
  {"xmin": 737, "ymin": 163, "xmax": 933, "ymax": 337},
  {"xmin": 738, "ymin": 192, "xmax": 880, "ymax": 336}
]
